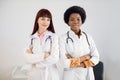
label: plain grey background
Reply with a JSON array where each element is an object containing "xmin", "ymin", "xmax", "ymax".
[{"xmin": 0, "ymin": 0, "xmax": 120, "ymax": 80}]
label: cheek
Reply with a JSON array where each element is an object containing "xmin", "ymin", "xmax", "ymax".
[
  {"xmin": 79, "ymin": 22, "xmax": 82, "ymax": 26},
  {"xmin": 48, "ymin": 21, "xmax": 50, "ymax": 24},
  {"xmin": 80, "ymin": 20, "xmax": 82, "ymax": 23},
  {"xmin": 37, "ymin": 21, "xmax": 40, "ymax": 25},
  {"xmin": 37, "ymin": 20, "xmax": 41, "ymax": 25}
]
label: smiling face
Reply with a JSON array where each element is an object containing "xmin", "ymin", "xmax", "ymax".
[
  {"xmin": 68, "ymin": 13, "xmax": 82, "ymax": 33},
  {"xmin": 37, "ymin": 17, "xmax": 50, "ymax": 32}
]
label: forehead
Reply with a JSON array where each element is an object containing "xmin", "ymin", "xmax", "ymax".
[{"xmin": 69, "ymin": 13, "xmax": 81, "ymax": 18}]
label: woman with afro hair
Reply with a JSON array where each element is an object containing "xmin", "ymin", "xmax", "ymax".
[{"xmin": 59, "ymin": 6, "xmax": 99, "ymax": 80}]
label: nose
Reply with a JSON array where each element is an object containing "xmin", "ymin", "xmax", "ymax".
[
  {"xmin": 44, "ymin": 20, "xmax": 48, "ymax": 24},
  {"xmin": 73, "ymin": 19, "xmax": 78, "ymax": 24}
]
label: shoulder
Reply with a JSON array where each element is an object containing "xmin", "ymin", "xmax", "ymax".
[
  {"xmin": 58, "ymin": 32, "xmax": 68, "ymax": 43},
  {"xmin": 59, "ymin": 31, "xmax": 69, "ymax": 39},
  {"xmin": 47, "ymin": 31, "xmax": 58, "ymax": 40},
  {"xmin": 82, "ymin": 31, "xmax": 96, "ymax": 45},
  {"xmin": 59, "ymin": 33, "xmax": 68, "ymax": 40},
  {"xmin": 82, "ymin": 31, "xmax": 93, "ymax": 39},
  {"xmin": 30, "ymin": 32, "xmax": 38, "ymax": 39}
]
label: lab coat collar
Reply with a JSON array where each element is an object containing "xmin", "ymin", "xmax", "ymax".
[
  {"xmin": 31, "ymin": 30, "xmax": 53, "ymax": 38},
  {"xmin": 37, "ymin": 31, "xmax": 47, "ymax": 38},
  {"xmin": 69, "ymin": 29, "xmax": 83, "ymax": 38}
]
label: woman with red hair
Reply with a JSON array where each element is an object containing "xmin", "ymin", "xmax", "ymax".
[{"xmin": 24, "ymin": 9, "xmax": 59, "ymax": 80}]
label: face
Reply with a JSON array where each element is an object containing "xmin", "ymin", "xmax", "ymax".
[
  {"xmin": 37, "ymin": 17, "xmax": 50, "ymax": 31},
  {"xmin": 68, "ymin": 13, "xmax": 82, "ymax": 32}
]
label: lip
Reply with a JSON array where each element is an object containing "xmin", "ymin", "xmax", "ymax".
[
  {"xmin": 72, "ymin": 25, "xmax": 79, "ymax": 27},
  {"xmin": 43, "ymin": 25, "xmax": 48, "ymax": 27},
  {"xmin": 73, "ymin": 24, "xmax": 79, "ymax": 26}
]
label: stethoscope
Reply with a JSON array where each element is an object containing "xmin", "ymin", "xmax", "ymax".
[
  {"xmin": 29, "ymin": 35, "xmax": 52, "ymax": 49},
  {"xmin": 66, "ymin": 31, "xmax": 92, "ymax": 76},
  {"xmin": 66, "ymin": 31, "xmax": 90, "ymax": 47}
]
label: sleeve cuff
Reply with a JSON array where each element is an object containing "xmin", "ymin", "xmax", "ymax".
[{"xmin": 64, "ymin": 59, "xmax": 71, "ymax": 68}]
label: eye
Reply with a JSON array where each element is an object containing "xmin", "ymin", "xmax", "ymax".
[
  {"xmin": 47, "ymin": 18, "xmax": 50, "ymax": 21},
  {"xmin": 78, "ymin": 17, "xmax": 82, "ymax": 21},
  {"xmin": 69, "ymin": 18, "xmax": 74, "ymax": 21},
  {"xmin": 77, "ymin": 18, "xmax": 80, "ymax": 21}
]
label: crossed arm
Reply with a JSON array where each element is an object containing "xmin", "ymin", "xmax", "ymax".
[
  {"xmin": 26, "ymin": 49, "xmax": 50, "ymax": 59},
  {"xmin": 66, "ymin": 54, "xmax": 94, "ymax": 68}
]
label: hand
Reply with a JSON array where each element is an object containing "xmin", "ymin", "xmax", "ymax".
[
  {"xmin": 79, "ymin": 54, "xmax": 91, "ymax": 62},
  {"xmin": 78, "ymin": 62, "xmax": 85, "ymax": 68},
  {"xmin": 84, "ymin": 54, "xmax": 91, "ymax": 59},
  {"xmin": 83, "ymin": 60, "xmax": 94, "ymax": 68},
  {"xmin": 44, "ymin": 52, "xmax": 50, "ymax": 59},
  {"xmin": 66, "ymin": 54, "xmax": 73, "ymax": 59},
  {"xmin": 70, "ymin": 57, "xmax": 81, "ymax": 68},
  {"xmin": 26, "ymin": 49, "xmax": 33, "ymax": 54}
]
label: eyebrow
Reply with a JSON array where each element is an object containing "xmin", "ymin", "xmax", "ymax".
[{"xmin": 70, "ymin": 17, "xmax": 81, "ymax": 19}]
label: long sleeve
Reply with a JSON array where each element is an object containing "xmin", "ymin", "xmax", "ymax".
[
  {"xmin": 24, "ymin": 52, "xmax": 44, "ymax": 64},
  {"xmin": 89, "ymin": 36, "xmax": 99, "ymax": 65}
]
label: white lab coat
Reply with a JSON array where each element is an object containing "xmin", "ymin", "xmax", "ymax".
[
  {"xmin": 24, "ymin": 31, "xmax": 59, "ymax": 80},
  {"xmin": 59, "ymin": 30, "xmax": 99, "ymax": 80}
]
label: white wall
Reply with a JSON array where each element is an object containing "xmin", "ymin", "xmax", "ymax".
[{"xmin": 0, "ymin": 0, "xmax": 120, "ymax": 80}]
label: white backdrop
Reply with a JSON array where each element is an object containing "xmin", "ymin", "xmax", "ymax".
[{"xmin": 0, "ymin": 0, "xmax": 120, "ymax": 80}]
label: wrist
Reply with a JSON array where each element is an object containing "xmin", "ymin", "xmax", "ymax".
[{"xmin": 83, "ymin": 60, "xmax": 94, "ymax": 68}]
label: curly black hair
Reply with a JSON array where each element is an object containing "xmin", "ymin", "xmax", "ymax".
[{"xmin": 64, "ymin": 6, "xmax": 86, "ymax": 24}]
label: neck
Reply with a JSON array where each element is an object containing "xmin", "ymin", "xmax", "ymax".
[
  {"xmin": 72, "ymin": 29, "xmax": 82, "ymax": 38},
  {"xmin": 38, "ymin": 29, "xmax": 46, "ymax": 35}
]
